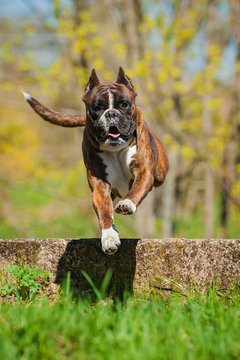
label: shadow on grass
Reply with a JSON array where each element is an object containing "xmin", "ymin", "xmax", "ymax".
[{"xmin": 55, "ymin": 238, "xmax": 139, "ymax": 299}]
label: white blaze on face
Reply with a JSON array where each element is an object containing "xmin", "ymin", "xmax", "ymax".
[
  {"xmin": 98, "ymin": 88, "xmax": 125, "ymax": 148},
  {"xmin": 108, "ymin": 89, "xmax": 114, "ymax": 109},
  {"xmin": 99, "ymin": 89, "xmax": 115, "ymax": 126}
]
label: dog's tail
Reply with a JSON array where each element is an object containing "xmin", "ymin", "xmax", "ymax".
[{"xmin": 21, "ymin": 90, "xmax": 86, "ymax": 127}]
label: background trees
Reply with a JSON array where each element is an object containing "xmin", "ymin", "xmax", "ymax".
[{"xmin": 0, "ymin": 0, "xmax": 239, "ymax": 239}]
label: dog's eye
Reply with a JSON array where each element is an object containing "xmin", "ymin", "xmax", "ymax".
[
  {"xmin": 93, "ymin": 104, "xmax": 102, "ymax": 112},
  {"xmin": 120, "ymin": 101, "xmax": 129, "ymax": 109}
]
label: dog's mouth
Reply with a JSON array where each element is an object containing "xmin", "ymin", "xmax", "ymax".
[{"xmin": 108, "ymin": 126, "xmax": 121, "ymax": 139}]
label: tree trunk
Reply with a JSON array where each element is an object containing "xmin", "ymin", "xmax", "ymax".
[
  {"xmin": 120, "ymin": 0, "xmax": 143, "ymax": 67},
  {"xmin": 135, "ymin": 189, "xmax": 155, "ymax": 238},
  {"xmin": 162, "ymin": 150, "xmax": 177, "ymax": 238},
  {"xmin": 203, "ymin": 95, "xmax": 214, "ymax": 238},
  {"xmin": 73, "ymin": 0, "xmax": 88, "ymax": 69}
]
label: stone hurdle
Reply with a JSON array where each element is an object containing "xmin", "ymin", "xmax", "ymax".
[{"xmin": 0, "ymin": 238, "xmax": 239, "ymax": 295}]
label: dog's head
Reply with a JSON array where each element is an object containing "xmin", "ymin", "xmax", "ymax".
[{"xmin": 82, "ymin": 67, "xmax": 138, "ymax": 149}]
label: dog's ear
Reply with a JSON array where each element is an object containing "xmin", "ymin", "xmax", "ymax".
[
  {"xmin": 82, "ymin": 69, "xmax": 100, "ymax": 101},
  {"xmin": 116, "ymin": 67, "xmax": 137, "ymax": 96}
]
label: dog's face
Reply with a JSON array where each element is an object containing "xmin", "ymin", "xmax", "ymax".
[{"xmin": 82, "ymin": 68, "xmax": 137, "ymax": 148}]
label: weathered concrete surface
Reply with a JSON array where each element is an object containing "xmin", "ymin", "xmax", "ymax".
[{"xmin": 0, "ymin": 238, "xmax": 239, "ymax": 295}]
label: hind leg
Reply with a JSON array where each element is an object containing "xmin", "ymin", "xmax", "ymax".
[{"xmin": 153, "ymin": 138, "xmax": 169, "ymax": 187}]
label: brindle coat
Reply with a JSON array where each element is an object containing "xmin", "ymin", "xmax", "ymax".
[{"xmin": 23, "ymin": 68, "xmax": 168, "ymax": 254}]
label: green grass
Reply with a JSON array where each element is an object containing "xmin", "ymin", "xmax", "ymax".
[{"xmin": 0, "ymin": 286, "xmax": 240, "ymax": 360}]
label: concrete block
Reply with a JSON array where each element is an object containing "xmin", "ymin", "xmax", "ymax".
[{"xmin": 0, "ymin": 238, "xmax": 239, "ymax": 295}]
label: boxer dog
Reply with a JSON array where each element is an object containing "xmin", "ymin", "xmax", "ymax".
[{"xmin": 22, "ymin": 68, "xmax": 169, "ymax": 255}]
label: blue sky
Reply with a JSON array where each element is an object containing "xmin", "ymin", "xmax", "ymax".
[{"xmin": 0, "ymin": 0, "xmax": 52, "ymax": 17}]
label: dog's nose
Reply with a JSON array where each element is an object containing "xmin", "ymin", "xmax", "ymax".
[{"xmin": 106, "ymin": 110, "xmax": 116, "ymax": 119}]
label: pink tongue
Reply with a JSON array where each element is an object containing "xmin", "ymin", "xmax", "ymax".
[
  {"xmin": 108, "ymin": 127, "xmax": 121, "ymax": 138},
  {"xmin": 108, "ymin": 132, "xmax": 120, "ymax": 138}
]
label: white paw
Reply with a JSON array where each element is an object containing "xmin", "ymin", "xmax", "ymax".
[
  {"xmin": 115, "ymin": 199, "xmax": 136, "ymax": 215},
  {"xmin": 101, "ymin": 227, "xmax": 121, "ymax": 255}
]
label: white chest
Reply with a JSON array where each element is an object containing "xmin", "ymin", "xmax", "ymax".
[{"xmin": 99, "ymin": 145, "xmax": 136, "ymax": 198}]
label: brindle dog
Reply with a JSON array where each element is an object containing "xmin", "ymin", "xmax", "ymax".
[{"xmin": 22, "ymin": 68, "xmax": 168, "ymax": 254}]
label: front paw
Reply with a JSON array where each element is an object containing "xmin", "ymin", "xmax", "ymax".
[
  {"xmin": 101, "ymin": 227, "xmax": 121, "ymax": 255},
  {"xmin": 115, "ymin": 199, "xmax": 136, "ymax": 215}
]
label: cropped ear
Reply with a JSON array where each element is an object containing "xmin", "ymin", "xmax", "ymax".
[
  {"xmin": 116, "ymin": 67, "xmax": 137, "ymax": 96},
  {"xmin": 82, "ymin": 69, "xmax": 100, "ymax": 101}
]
